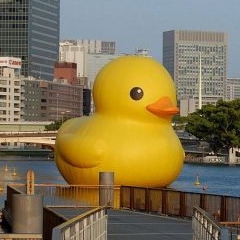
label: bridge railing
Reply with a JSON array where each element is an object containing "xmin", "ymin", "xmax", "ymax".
[
  {"xmin": 119, "ymin": 186, "xmax": 240, "ymax": 222},
  {"xmin": 0, "ymin": 130, "xmax": 57, "ymax": 137},
  {"xmin": 51, "ymin": 207, "xmax": 107, "ymax": 240},
  {"xmin": 192, "ymin": 206, "xmax": 229, "ymax": 240}
]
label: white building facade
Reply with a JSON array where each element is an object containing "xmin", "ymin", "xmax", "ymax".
[
  {"xmin": 0, "ymin": 57, "xmax": 22, "ymax": 122},
  {"xmin": 163, "ymin": 30, "xmax": 228, "ymax": 113}
]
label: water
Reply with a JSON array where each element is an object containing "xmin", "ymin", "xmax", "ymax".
[
  {"xmin": 170, "ymin": 163, "xmax": 240, "ymax": 197},
  {"xmin": 0, "ymin": 155, "xmax": 240, "ymax": 207}
]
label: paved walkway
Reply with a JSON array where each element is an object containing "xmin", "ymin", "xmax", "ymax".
[
  {"xmin": 107, "ymin": 209, "xmax": 192, "ymax": 240},
  {"xmin": 50, "ymin": 207, "xmax": 193, "ymax": 240}
]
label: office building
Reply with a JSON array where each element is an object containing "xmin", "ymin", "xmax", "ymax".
[
  {"xmin": 226, "ymin": 78, "xmax": 240, "ymax": 100},
  {"xmin": 59, "ymin": 39, "xmax": 116, "ymax": 79},
  {"xmin": 163, "ymin": 30, "xmax": 228, "ymax": 110},
  {"xmin": 0, "ymin": 0, "xmax": 60, "ymax": 80},
  {"xmin": 0, "ymin": 57, "xmax": 83, "ymax": 123},
  {"xmin": 21, "ymin": 78, "xmax": 83, "ymax": 122}
]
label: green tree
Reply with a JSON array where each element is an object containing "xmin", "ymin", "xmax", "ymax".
[
  {"xmin": 185, "ymin": 99, "xmax": 240, "ymax": 153},
  {"xmin": 45, "ymin": 119, "xmax": 62, "ymax": 131}
]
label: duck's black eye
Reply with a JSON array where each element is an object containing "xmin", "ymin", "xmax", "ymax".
[{"xmin": 130, "ymin": 87, "xmax": 144, "ymax": 100}]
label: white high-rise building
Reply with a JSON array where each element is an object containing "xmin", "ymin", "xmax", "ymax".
[{"xmin": 163, "ymin": 30, "xmax": 228, "ymax": 110}]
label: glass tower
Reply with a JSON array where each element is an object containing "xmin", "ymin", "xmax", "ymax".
[{"xmin": 0, "ymin": 0, "xmax": 60, "ymax": 80}]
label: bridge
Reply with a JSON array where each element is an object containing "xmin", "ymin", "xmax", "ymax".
[
  {"xmin": 0, "ymin": 131, "xmax": 56, "ymax": 149},
  {"xmin": 0, "ymin": 130, "xmax": 207, "ymax": 155}
]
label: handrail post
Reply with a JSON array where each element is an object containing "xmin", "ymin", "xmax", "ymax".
[
  {"xmin": 130, "ymin": 187, "xmax": 134, "ymax": 210},
  {"xmin": 180, "ymin": 192, "xmax": 186, "ymax": 217},
  {"xmin": 200, "ymin": 193, "xmax": 206, "ymax": 210},
  {"xmin": 145, "ymin": 188, "xmax": 150, "ymax": 213},
  {"xmin": 162, "ymin": 189, "xmax": 168, "ymax": 215},
  {"xmin": 220, "ymin": 196, "xmax": 227, "ymax": 222}
]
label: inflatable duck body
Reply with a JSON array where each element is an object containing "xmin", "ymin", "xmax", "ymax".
[{"xmin": 55, "ymin": 56, "xmax": 185, "ymax": 187}]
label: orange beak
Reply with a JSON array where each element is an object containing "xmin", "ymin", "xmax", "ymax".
[{"xmin": 146, "ymin": 96, "xmax": 179, "ymax": 118}]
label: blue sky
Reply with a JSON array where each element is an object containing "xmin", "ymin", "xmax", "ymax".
[{"xmin": 60, "ymin": 0, "xmax": 240, "ymax": 77}]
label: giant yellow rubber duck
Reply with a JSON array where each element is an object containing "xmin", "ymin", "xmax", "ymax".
[{"xmin": 55, "ymin": 55, "xmax": 185, "ymax": 187}]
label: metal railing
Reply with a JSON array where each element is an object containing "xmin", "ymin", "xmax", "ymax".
[
  {"xmin": 120, "ymin": 186, "xmax": 240, "ymax": 222},
  {"xmin": 5, "ymin": 184, "xmax": 121, "ymax": 209},
  {"xmin": 192, "ymin": 206, "xmax": 229, "ymax": 240},
  {"xmin": 52, "ymin": 207, "xmax": 107, "ymax": 240},
  {"xmin": 6, "ymin": 183, "xmax": 240, "ymax": 239},
  {"xmin": 5, "ymin": 184, "xmax": 240, "ymax": 222}
]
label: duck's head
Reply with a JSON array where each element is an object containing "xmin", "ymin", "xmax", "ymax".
[{"xmin": 93, "ymin": 55, "xmax": 179, "ymax": 123}]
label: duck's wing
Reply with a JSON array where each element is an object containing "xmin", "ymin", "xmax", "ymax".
[{"xmin": 55, "ymin": 118, "xmax": 106, "ymax": 168}]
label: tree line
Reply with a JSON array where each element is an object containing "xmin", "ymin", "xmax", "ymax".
[{"xmin": 176, "ymin": 99, "xmax": 240, "ymax": 154}]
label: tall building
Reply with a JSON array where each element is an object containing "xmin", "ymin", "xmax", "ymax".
[
  {"xmin": 0, "ymin": 0, "xmax": 60, "ymax": 81},
  {"xmin": 163, "ymin": 30, "xmax": 228, "ymax": 108}
]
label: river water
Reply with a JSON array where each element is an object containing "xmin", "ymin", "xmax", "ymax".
[
  {"xmin": 170, "ymin": 163, "xmax": 240, "ymax": 197},
  {"xmin": 0, "ymin": 155, "xmax": 239, "ymax": 207}
]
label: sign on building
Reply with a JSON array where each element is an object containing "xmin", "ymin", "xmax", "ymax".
[{"xmin": 0, "ymin": 57, "xmax": 22, "ymax": 69}]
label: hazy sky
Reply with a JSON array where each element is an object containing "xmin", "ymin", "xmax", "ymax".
[{"xmin": 60, "ymin": 0, "xmax": 240, "ymax": 77}]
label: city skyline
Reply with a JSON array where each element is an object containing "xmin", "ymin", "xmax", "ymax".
[{"xmin": 60, "ymin": 0, "xmax": 240, "ymax": 78}]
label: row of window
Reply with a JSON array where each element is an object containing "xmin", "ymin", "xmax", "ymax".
[
  {"xmin": 0, "ymin": 16, "xmax": 28, "ymax": 20},
  {"xmin": 0, "ymin": 110, "xmax": 20, "ymax": 115},
  {"xmin": 177, "ymin": 44, "xmax": 225, "ymax": 52},
  {"xmin": 0, "ymin": 7, "xmax": 27, "ymax": 13},
  {"xmin": 0, "ymin": 23, "xmax": 27, "ymax": 28}
]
